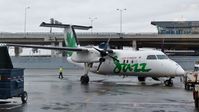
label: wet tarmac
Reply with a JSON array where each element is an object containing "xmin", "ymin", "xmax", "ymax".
[{"xmin": 0, "ymin": 69, "xmax": 197, "ymax": 112}]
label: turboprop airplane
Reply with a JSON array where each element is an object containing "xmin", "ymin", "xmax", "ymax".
[{"xmin": 6, "ymin": 22, "xmax": 185, "ymax": 86}]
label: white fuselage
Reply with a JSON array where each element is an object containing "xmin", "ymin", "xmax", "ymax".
[{"xmin": 67, "ymin": 48, "xmax": 185, "ymax": 78}]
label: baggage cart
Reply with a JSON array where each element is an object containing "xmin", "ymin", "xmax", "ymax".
[
  {"xmin": 0, "ymin": 46, "xmax": 27, "ymax": 103},
  {"xmin": 0, "ymin": 68, "xmax": 27, "ymax": 103}
]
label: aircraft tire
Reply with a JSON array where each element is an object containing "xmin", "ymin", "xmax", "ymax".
[
  {"xmin": 21, "ymin": 91, "xmax": 28, "ymax": 104},
  {"xmin": 138, "ymin": 77, "xmax": 146, "ymax": 82},
  {"xmin": 164, "ymin": 80, "xmax": 173, "ymax": 87},
  {"xmin": 80, "ymin": 75, "xmax": 89, "ymax": 85}
]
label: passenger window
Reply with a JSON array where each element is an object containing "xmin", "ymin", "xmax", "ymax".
[
  {"xmin": 146, "ymin": 55, "xmax": 157, "ymax": 60},
  {"xmin": 156, "ymin": 55, "xmax": 168, "ymax": 59}
]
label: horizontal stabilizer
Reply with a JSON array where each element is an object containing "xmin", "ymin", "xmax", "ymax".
[
  {"xmin": 40, "ymin": 22, "xmax": 92, "ymax": 30},
  {"xmin": 40, "ymin": 22, "xmax": 70, "ymax": 28},
  {"xmin": 72, "ymin": 25, "xmax": 92, "ymax": 30}
]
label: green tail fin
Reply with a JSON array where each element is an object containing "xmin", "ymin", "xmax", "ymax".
[
  {"xmin": 39, "ymin": 22, "xmax": 91, "ymax": 57},
  {"xmin": 64, "ymin": 27, "xmax": 78, "ymax": 56}
]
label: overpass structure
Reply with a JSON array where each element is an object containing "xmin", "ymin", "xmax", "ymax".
[{"xmin": 1, "ymin": 32, "xmax": 199, "ymax": 56}]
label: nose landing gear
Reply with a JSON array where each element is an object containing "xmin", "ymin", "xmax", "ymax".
[
  {"xmin": 138, "ymin": 76, "xmax": 146, "ymax": 84},
  {"xmin": 164, "ymin": 77, "xmax": 174, "ymax": 87}
]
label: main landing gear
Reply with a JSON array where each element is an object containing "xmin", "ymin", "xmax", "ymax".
[
  {"xmin": 80, "ymin": 75, "xmax": 89, "ymax": 85},
  {"xmin": 164, "ymin": 77, "xmax": 174, "ymax": 87},
  {"xmin": 80, "ymin": 63, "xmax": 91, "ymax": 85},
  {"xmin": 138, "ymin": 77, "xmax": 146, "ymax": 84}
]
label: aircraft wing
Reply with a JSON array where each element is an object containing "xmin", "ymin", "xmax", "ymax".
[{"xmin": 6, "ymin": 43, "xmax": 88, "ymax": 52}]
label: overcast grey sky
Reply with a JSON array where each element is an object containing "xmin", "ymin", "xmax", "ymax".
[{"xmin": 0, "ymin": 0, "xmax": 198, "ymax": 33}]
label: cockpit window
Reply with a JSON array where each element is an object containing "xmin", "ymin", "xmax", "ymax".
[
  {"xmin": 156, "ymin": 55, "xmax": 168, "ymax": 59},
  {"xmin": 146, "ymin": 55, "xmax": 157, "ymax": 60}
]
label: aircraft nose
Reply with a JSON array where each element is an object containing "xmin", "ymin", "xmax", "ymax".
[{"xmin": 175, "ymin": 66, "xmax": 185, "ymax": 76}]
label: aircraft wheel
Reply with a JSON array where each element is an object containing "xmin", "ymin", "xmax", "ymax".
[
  {"xmin": 21, "ymin": 91, "xmax": 28, "ymax": 104},
  {"xmin": 164, "ymin": 80, "xmax": 173, "ymax": 87},
  {"xmin": 80, "ymin": 75, "xmax": 89, "ymax": 85},
  {"xmin": 138, "ymin": 77, "xmax": 146, "ymax": 82}
]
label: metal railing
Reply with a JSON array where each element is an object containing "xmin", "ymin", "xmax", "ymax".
[{"xmin": 1, "ymin": 32, "xmax": 199, "ymax": 39}]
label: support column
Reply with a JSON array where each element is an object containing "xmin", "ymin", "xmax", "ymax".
[
  {"xmin": 58, "ymin": 41, "xmax": 63, "ymax": 57},
  {"xmin": 132, "ymin": 40, "xmax": 137, "ymax": 50},
  {"xmin": 51, "ymin": 43, "xmax": 56, "ymax": 57},
  {"xmin": 14, "ymin": 47, "xmax": 22, "ymax": 56},
  {"xmin": 14, "ymin": 47, "xmax": 20, "ymax": 57},
  {"xmin": 51, "ymin": 42, "xmax": 63, "ymax": 57}
]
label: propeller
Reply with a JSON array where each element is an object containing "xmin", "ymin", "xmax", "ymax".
[
  {"xmin": 93, "ymin": 39, "xmax": 119, "ymax": 72},
  {"xmin": 93, "ymin": 47, "xmax": 118, "ymax": 72}
]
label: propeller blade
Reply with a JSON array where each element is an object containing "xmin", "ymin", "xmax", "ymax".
[
  {"xmin": 93, "ymin": 47, "xmax": 107, "ymax": 57},
  {"xmin": 93, "ymin": 46, "xmax": 119, "ymax": 62},
  {"xmin": 105, "ymin": 38, "xmax": 111, "ymax": 50},
  {"xmin": 97, "ymin": 62, "xmax": 103, "ymax": 72},
  {"xmin": 93, "ymin": 47, "xmax": 102, "ymax": 53},
  {"xmin": 107, "ymin": 54, "xmax": 119, "ymax": 62}
]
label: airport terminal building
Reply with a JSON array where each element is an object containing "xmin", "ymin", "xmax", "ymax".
[{"xmin": 151, "ymin": 21, "xmax": 199, "ymax": 34}]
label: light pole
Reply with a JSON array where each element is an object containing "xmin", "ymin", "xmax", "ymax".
[
  {"xmin": 89, "ymin": 17, "xmax": 97, "ymax": 33},
  {"xmin": 24, "ymin": 6, "xmax": 30, "ymax": 38},
  {"xmin": 116, "ymin": 8, "xmax": 126, "ymax": 36}
]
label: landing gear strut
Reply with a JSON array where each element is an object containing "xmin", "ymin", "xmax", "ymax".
[
  {"xmin": 80, "ymin": 63, "xmax": 91, "ymax": 85},
  {"xmin": 164, "ymin": 78, "xmax": 173, "ymax": 87}
]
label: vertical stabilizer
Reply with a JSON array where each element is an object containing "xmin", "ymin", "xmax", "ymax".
[
  {"xmin": 64, "ymin": 26, "xmax": 78, "ymax": 56},
  {"xmin": 40, "ymin": 22, "xmax": 92, "ymax": 56}
]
